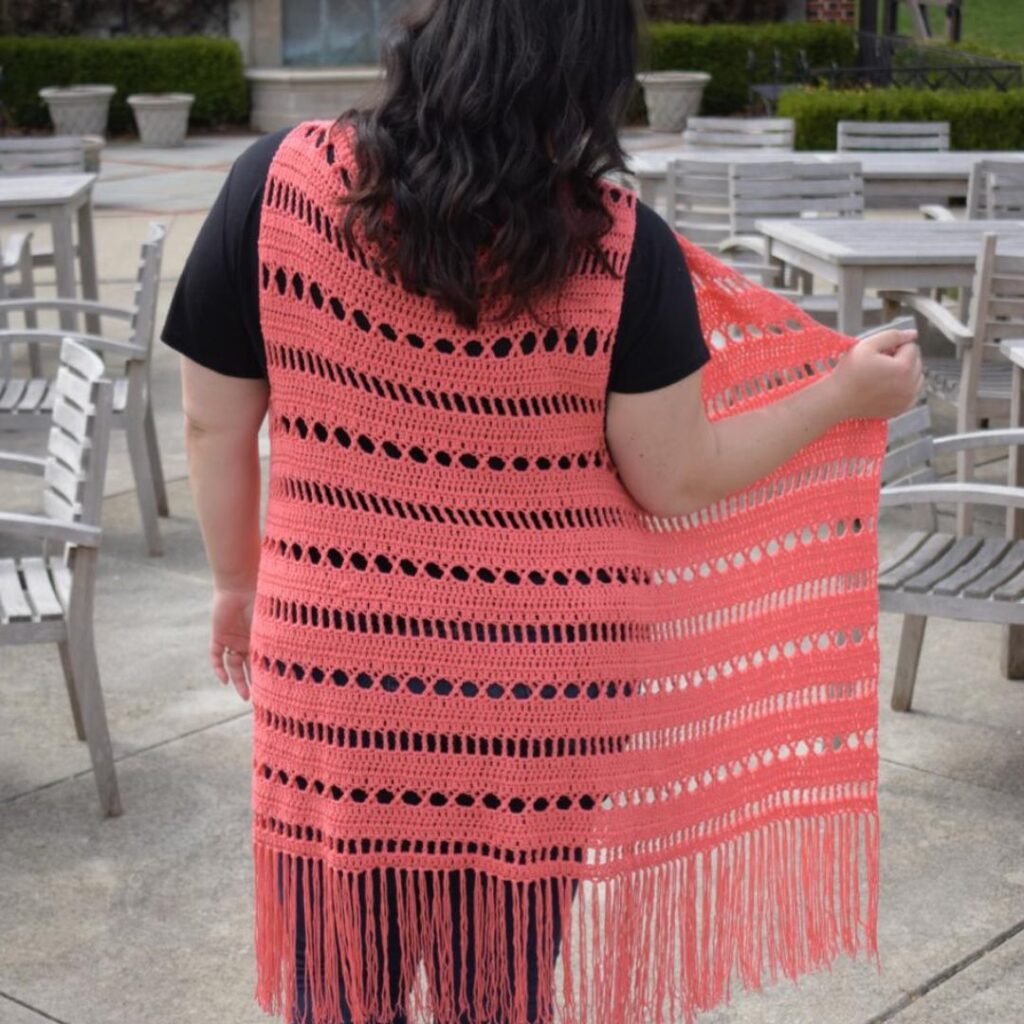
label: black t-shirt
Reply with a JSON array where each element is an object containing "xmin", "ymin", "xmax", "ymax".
[{"xmin": 160, "ymin": 126, "xmax": 710, "ymax": 393}]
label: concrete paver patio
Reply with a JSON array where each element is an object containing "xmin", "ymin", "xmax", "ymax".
[{"xmin": 1, "ymin": 130, "xmax": 1022, "ymax": 1024}]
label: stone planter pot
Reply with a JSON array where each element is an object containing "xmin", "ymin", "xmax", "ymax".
[
  {"xmin": 39, "ymin": 84, "xmax": 116, "ymax": 137},
  {"xmin": 127, "ymin": 93, "xmax": 195, "ymax": 147},
  {"xmin": 636, "ymin": 71, "xmax": 711, "ymax": 133}
]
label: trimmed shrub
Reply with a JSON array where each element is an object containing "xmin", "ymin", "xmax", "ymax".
[
  {"xmin": 0, "ymin": 36, "xmax": 248, "ymax": 132},
  {"xmin": 777, "ymin": 85, "xmax": 1024, "ymax": 151},
  {"xmin": 644, "ymin": 21, "xmax": 858, "ymax": 116}
]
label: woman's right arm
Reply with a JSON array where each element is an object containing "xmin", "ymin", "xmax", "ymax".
[{"xmin": 605, "ymin": 327, "xmax": 923, "ymax": 518}]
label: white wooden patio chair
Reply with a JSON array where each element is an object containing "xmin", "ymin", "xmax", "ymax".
[
  {"xmin": 880, "ymin": 234, "xmax": 1024, "ymax": 534},
  {"xmin": 837, "ymin": 121, "xmax": 950, "ymax": 153},
  {"xmin": 720, "ymin": 159, "xmax": 883, "ymax": 328},
  {"xmin": 0, "ymin": 221, "xmax": 168, "ymax": 556},
  {"xmin": 682, "ymin": 116, "xmax": 795, "ymax": 151},
  {"xmin": 921, "ymin": 158, "xmax": 1024, "ymax": 223},
  {"xmin": 0, "ymin": 136, "xmax": 87, "ymax": 175},
  {"xmin": 879, "ymin": 397, "xmax": 1024, "ymax": 710},
  {"xmin": 0, "ymin": 337, "xmax": 121, "ymax": 816}
]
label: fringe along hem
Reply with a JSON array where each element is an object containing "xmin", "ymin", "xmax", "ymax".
[{"xmin": 253, "ymin": 808, "xmax": 880, "ymax": 1024}]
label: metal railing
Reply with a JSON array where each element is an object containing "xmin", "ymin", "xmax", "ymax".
[{"xmin": 749, "ymin": 34, "xmax": 1023, "ymax": 112}]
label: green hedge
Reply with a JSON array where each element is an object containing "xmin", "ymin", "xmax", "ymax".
[
  {"xmin": 644, "ymin": 21, "xmax": 858, "ymax": 116},
  {"xmin": 777, "ymin": 85, "xmax": 1024, "ymax": 150},
  {"xmin": 0, "ymin": 36, "xmax": 248, "ymax": 132}
]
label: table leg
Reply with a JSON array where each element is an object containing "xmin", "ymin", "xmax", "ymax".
[
  {"xmin": 51, "ymin": 208, "xmax": 77, "ymax": 333},
  {"xmin": 837, "ymin": 267, "xmax": 865, "ymax": 337},
  {"xmin": 77, "ymin": 197, "xmax": 100, "ymax": 336},
  {"xmin": 1001, "ymin": 362, "xmax": 1024, "ymax": 679}
]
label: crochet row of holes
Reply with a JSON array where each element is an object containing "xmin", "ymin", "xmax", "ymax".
[
  {"xmin": 258, "ymin": 809, "xmax": 586, "ymax": 865},
  {"xmin": 653, "ymin": 572, "xmax": 875, "ymax": 643},
  {"xmin": 644, "ymin": 465, "xmax": 877, "ymax": 531},
  {"xmin": 256, "ymin": 727, "xmax": 871, "ymax": 814},
  {"xmin": 710, "ymin": 354, "xmax": 843, "ymax": 415},
  {"xmin": 258, "ymin": 757, "xmax": 604, "ymax": 813},
  {"xmin": 650, "ymin": 517, "xmax": 864, "ymax": 584},
  {"xmin": 706, "ymin": 318, "xmax": 805, "ymax": 351},
  {"xmin": 261, "ymin": 261, "xmax": 612, "ymax": 362},
  {"xmin": 264, "ymin": 533, "xmax": 648, "ymax": 588},
  {"xmin": 668, "ymin": 632, "xmax": 869, "ymax": 696},
  {"xmin": 632, "ymin": 677, "xmax": 873, "ymax": 750},
  {"xmin": 261, "ymin": 596, "xmax": 641, "ymax": 644},
  {"xmin": 256, "ymin": 652, "xmax": 635, "ymax": 702},
  {"xmin": 256, "ymin": 677, "xmax": 868, "ymax": 758},
  {"xmin": 267, "ymin": 341, "xmax": 603, "ymax": 419},
  {"xmin": 274, "ymin": 475, "xmax": 631, "ymax": 532},
  {"xmin": 256, "ymin": 702, "xmax": 630, "ymax": 757},
  {"xmin": 276, "ymin": 413, "xmax": 607, "ymax": 473},
  {"xmin": 252, "ymin": 638, "xmax": 867, "ymax": 708}
]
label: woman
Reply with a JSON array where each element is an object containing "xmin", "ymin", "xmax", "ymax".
[{"xmin": 161, "ymin": 2, "xmax": 921, "ymax": 1023}]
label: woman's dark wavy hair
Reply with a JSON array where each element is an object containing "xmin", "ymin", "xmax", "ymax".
[{"xmin": 336, "ymin": 0, "xmax": 646, "ymax": 329}]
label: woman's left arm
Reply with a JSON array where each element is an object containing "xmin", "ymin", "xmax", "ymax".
[{"xmin": 180, "ymin": 355, "xmax": 270, "ymax": 702}]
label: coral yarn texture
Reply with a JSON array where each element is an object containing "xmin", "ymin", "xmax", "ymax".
[{"xmin": 250, "ymin": 119, "xmax": 888, "ymax": 1024}]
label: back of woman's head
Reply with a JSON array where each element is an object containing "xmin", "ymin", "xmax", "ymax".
[{"xmin": 337, "ymin": 0, "xmax": 644, "ymax": 328}]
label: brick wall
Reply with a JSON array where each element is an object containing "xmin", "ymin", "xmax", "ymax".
[{"xmin": 806, "ymin": 0, "xmax": 856, "ymax": 21}]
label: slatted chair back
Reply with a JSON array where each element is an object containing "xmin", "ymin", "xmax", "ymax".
[
  {"xmin": 985, "ymin": 171, "xmax": 1024, "ymax": 220},
  {"xmin": 836, "ymin": 121, "xmax": 951, "ymax": 152},
  {"xmin": 43, "ymin": 338, "xmax": 113, "ymax": 535},
  {"xmin": 728, "ymin": 160, "xmax": 865, "ymax": 236},
  {"xmin": 682, "ymin": 116, "xmax": 795, "ymax": 151},
  {"xmin": 881, "ymin": 402, "xmax": 937, "ymax": 487},
  {"xmin": 964, "ymin": 159, "xmax": 1024, "ymax": 219},
  {"xmin": 0, "ymin": 136, "xmax": 86, "ymax": 175},
  {"xmin": 664, "ymin": 158, "xmax": 732, "ymax": 251},
  {"xmin": 966, "ymin": 234, "xmax": 1024, "ymax": 367},
  {"xmin": 127, "ymin": 222, "xmax": 166, "ymax": 357}
]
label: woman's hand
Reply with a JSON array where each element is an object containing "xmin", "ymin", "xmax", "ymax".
[
  {"xmin": 828, "ymin": 328, "xmax": 924, "ymax": 421},
  {"xmin": 210, "ymin": 586, "xmax": 255, "ymax": 702}
]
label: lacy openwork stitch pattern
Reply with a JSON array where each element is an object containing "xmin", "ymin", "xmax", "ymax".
[{"xmin": 249, "ymin": 119, "xmax": 887, "ymax": 1024}]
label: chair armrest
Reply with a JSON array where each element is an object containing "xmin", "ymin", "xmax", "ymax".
[
  {"xmin": 1, "ymin": 232, "xmax": 32, "ymax": 270},
  {"xmin": 0, "ymin": 328, "xmax": 145, "ymax": 358},
  {"xmin": 0, "ymin": 451, "xmax": 46, "ymax": 475},
  {"xmin": 877, "ymin": 291, "xmax": 972, "ymax": 345},
  {"xmin": 0, "ymin": 297, "xmax": 135, "ymax": 321},
  {"xmin": 932, "ymin": 429, "xmax": 1024, "ymax": 455},
  {"xmin": 720, "ymin": 234, "xmax": 769, "ymax": 258},
  {"xmin": 880, "ymin": 482, "xmax": 1024, "ymax": 512},
  {"xmin": 999, "ymin": 338, "xmax": 1024, "ymax": 369},
  {"xmin": 920, "ymin": 204, "xmax": 956, "ymax": 222},
  {"xmin": 0, "ymin": 512, "xmax": 100, "ymax": 547}
]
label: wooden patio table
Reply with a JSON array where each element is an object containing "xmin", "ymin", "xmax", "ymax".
[
  {"xmin": 0, "ymin": 173, "xmax": 100, "ymax": 334},
  {"xmin": 626, "ymin": 148, "xmax": 1024, "ymax": 209},
  {"xmin": 753, "ymin": 217, "xmax": 1024, "ymax": 336}
]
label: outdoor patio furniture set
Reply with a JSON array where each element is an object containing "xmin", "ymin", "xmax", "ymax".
[
  {"xmin": 1, "ymin": 136, "xmax": 169, "ymax": 815},
  {"xmin": 2, "ymin": 121, "xmax": 1024, "ymax": 816}
]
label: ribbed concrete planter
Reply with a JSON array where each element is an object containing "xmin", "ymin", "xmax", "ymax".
[
  {"xmin": 39, "ymin": 84, "xmax": 116, "ymax": 137},
  {"xmin": 636, "ymin": 72, "xmax": 711, "ymax": 133},
  {"xmin": 127, "ymin": 93, "xmax": 195, "ymax": 147}
]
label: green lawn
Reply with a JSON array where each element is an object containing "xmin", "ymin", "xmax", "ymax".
[{"xmin": 895, "ymin": 0, "xmax": 1024, "ymax": 55}]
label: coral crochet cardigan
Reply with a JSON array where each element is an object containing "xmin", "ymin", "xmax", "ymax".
[{"xmin": 250, "ymin": 120, "xmax": 887, "ymax": 1024}]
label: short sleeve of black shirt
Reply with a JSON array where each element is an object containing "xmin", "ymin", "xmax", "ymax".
[
  {"xmin": 608, "ymin": 200, "xmax": 710, "ymax": 393},
  {"xmin": 160, "ymin": 127, "xmax": 290, "ymax": 379},
  {"xmin": 160, "ymin": 132, "xmax": 710, "ymax": 392}
]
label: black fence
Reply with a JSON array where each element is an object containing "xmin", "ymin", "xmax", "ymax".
[{"xmin": 750, "ymin": 33, "xmax": 1023, "ymax": 112}]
